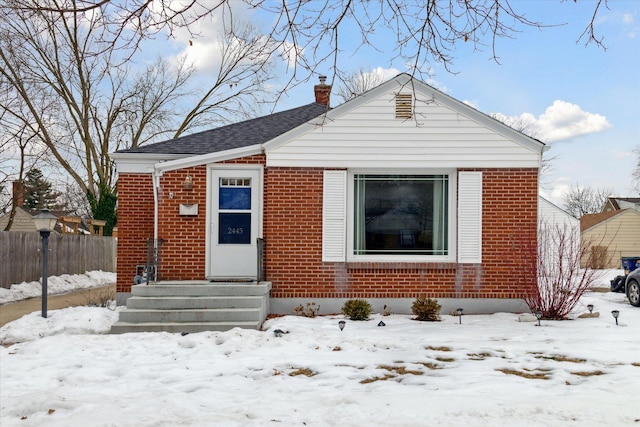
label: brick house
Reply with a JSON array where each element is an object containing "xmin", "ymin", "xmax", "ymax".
[{"xmin": 112, "ymin": 73, "xmax": 545, "ymax": 319}]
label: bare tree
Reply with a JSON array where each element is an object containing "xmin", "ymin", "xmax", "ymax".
[
  {"xmin": 0, "ymin": 2, "xmax": 276, "ymax": 233},
  {"xmin": 334, "ymin": 68, "xmax": 387, "ymax": 104},
  {"xmin": 9, "ymin": 0, "xmax": 610, "ymax": 86},
  {"xmin": 518, "ymin": 221, "xmax": 605, "ymax": 320},
  {"xmin": 564, "ymin": 184, "xmax": 613, "ymax": 219}
]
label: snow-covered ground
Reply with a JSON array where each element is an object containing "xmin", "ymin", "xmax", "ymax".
[
  {"xmin": 0, "ymin": 271, "xmax": 638, "ymax": 426},
  {"xmin": 0, "ymin": 271, "xmax": 116, "ymax": 304}
]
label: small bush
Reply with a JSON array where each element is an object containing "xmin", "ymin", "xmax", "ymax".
[
  {"xmin": 293, "ymin": 302, "xmax": 320, "ymax": 318},
  {"xmin": 411, "ymin": 296, "xmax": 441, "ymax": 321},
  {"xmin": 84, "ymin": 289, "xmax": 116, "ymax": 310},
  {"xmin": 342, "ymin": 299, "xmax": 372, "ymax": 320}
]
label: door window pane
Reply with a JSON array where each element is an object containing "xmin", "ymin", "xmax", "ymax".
[
  {"xmin": 219, "ymin": 178, "xmax": 251, "ymax": 210},
  {"xmin": 219, "ymin": 213, "xmax": 251, "ymax": 244},
  {"xmin": 354, "ymin": 175, "xmax": 448, "ymax": 255}
]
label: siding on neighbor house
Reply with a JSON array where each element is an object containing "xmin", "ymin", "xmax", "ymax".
[
  {"xmin": 267, "ymin": 91, "xmax": 540, "ymax": 169},
  {"xmin": 0, "ymin": 208, "xmax": 37, "ymax": 232},
  {"xmin": 582, "ymin": 209, "xmax": 640, "ymax": 268}
]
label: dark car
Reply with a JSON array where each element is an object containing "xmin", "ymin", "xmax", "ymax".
[{"xmin": 626, "ymin": 269, "xmax": 640, "ymax": 307}]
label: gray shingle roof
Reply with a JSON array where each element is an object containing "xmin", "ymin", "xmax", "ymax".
[{"xmin": 117, "ymin": 103, "xmax": 329, "ymax": 155}]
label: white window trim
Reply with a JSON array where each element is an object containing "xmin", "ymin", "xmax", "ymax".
[{"xmin": 346, "ymin": 169, "xmax": 457, "ymax": 263}]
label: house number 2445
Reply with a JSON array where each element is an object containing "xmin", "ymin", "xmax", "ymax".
[{"xmin": 227, "ymin": 227, "xmax": 244, "ymax": 235}]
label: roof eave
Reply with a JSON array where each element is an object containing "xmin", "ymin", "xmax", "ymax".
[{"xmin": 154, "ymin": 144, "xmax": 263, "ymax": 174}]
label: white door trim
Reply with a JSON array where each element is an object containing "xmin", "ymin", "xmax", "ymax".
[{"xmin": 205, "ymin": 164, "xmax": 263, "ymax": 279}]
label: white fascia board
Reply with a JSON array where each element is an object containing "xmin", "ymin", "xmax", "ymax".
[
  {"xmin": 266, "ymin": 158, "xmax": 541, "ymax": 169},
  {"xmin": 154, "ymin": 144, "xmax": 262, "ymax": 174},
  {"xmin": 111, "ymin": 153, "xmax": 186, "ymax": 174}
]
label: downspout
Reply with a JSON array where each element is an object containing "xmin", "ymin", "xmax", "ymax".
[
  {"xmin": 152, "ymin": 168, "xmax": 162, "ymax": 282},
  {"xmin": 152, "ymin": 170, "xmax": 160, "ymax": 248}
]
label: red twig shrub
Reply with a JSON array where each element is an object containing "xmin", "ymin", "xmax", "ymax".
[{"xmin": 517, "ymin": 221, "xmax": 606, "ymax": 320}]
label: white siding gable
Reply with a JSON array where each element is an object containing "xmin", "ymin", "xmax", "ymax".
[
  {"xmin": 458, "ymin": 171, "xmax": 483, "ymax": 263},
  {"xmin": 266, "ymin": 75, "xmax": 543, "ymax": 169}
]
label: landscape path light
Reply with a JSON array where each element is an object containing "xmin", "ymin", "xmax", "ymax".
[
  {"xmin": 338, "ymin": 320, "xmax": 346, "ymax": 331},
  {"xmin": 611, "ymin": 310, "xmax": 620, "ymax": 326},
  {"xmin": 33, "ymin": 209, "xmax": 58, "ymax": 318},
  {"xmin": 457, "ymin": 308, "xmax": 463, "ymax": 324},
  {"xmin": 587, "ymin": 304, "xmax": 594, "ymax": 314},
  {"xmin": 535, "ymin": 309, "xmax": 543, "ymax": 327}
]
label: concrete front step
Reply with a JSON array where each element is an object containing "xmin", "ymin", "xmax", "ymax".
[
  {"xmin": 131, "ymin": 282, "xmax": 271, "ymax": 297},
  {"xmin": 118, "ymin": 307, "xmax": 262, "ymax": 323},
  {"xmin": 110, "ymin": 321, "xmax": 261, "ymax": 334},
  {"xmin": 110, "ymin": 281, "xmax": 271, "ymax": 334},
  {"xmin": 126, "ymin": 295, "xmax": 265, "ymax": 310}
]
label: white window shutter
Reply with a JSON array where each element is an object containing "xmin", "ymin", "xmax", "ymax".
[
  {"xmin": 458, "ymin": 171, "xmax": 482, "ymax": 263},
  {"xmin": 322, "ymin": 170, "xmax": 347, "ymax": 262}
]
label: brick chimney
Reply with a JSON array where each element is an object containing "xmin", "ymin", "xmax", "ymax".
[
  {"xmin": 12, "ymin": 181, "xmax": 23, "ymax": 207},
  {"xmin": 314, "ymin": 75, "xmax": 331, "ymax": 107}
]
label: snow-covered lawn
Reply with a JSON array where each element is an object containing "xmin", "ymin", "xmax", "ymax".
[{"xmin": 0, "ymin": 271, "xmax": 638, "ymax": 426}]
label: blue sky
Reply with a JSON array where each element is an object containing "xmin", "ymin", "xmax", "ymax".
[{"xmin": 153, "ymin": 1, "xmax": 640, "ymax": 207}]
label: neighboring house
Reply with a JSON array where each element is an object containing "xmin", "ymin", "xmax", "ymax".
[
  {"xmin": 538, "ymin": 197, "xmax": 580, "ymax": 272},
  {"xmin": 112, "ymin": 73, "xmax": 546, "ymax": 316},
  {"xmin": 0, "ymin": 206, "xmax": 45, "ymax": 232},
  {"xmin": 539, "ymin": 196, "xmax": 579, "ymax": 230},
  {"xmin": 580, "ymin": 209, "xmax": 640, "ymax": 268},
  {"xmin": 603, "ymin": 197, "xmax": 640, "ymax": 213},
  {"xmin": 0, "ymin": 182, "xmax": 91, "ymax": 234}
]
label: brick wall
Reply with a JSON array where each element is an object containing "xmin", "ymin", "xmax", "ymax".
[
  {"xmin": 156, "ymin": 166, "xmax": 208, "ymax": 280},
  {"xmin": 116, "ymin": 174, "xmax": 154, "ymax": 293},
  {"xmin": 264, "ymin": 167, "xmax": 538, "ymax": 301},
  {"xmin": 117, "ymin": 162, "xmax": 538, "ymax": 301}
]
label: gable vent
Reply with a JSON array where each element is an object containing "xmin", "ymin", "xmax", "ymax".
[{"xmin": 395, "ymin": 93, "xmax": 413, "ymax": 119}]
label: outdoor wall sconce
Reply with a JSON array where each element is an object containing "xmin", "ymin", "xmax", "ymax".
[
  {"xmin": 338, "ymin": 320, "xmax": 346, "ymax": 331},
  {"xmin": 611, "ymin": 310, "xmax": 620, "ymax": 326},
  {"xmin": 182, "ymin": 174, "xmax": 193, "ymax": 190},
  {"xmin": 587, "ymin": 304, "xmax": 594, "ymax": 314},
  {"xmin": 535, "ymin": 309, "xmax": 543, "ymax": 327},
  {"xmin": 457, "ymin": 308, "xmax": 463, "ymax": 324}
]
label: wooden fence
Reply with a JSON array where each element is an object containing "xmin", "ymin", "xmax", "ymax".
[{"xmin": 0, "ymin": 232, "xmax": 116, "ymax": 289}]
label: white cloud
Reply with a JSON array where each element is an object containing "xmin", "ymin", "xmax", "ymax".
[
  {"xmin": 370, "ymin": 66, "xmax": 402, "ymax": 81},
  {"xmin": 622, "ymin": 13, "xmax": 634, "ymax": 25},
  {"xmin": 613, "ymin": 150, "xmax": 633, "ymax": 159},
  {"xmin": 492, "ymin": 100, "xmax": 610, "ymax": 143},
  {"xmin": 537, "ymin": 100, "xmax": 611, "ymax": 142}
]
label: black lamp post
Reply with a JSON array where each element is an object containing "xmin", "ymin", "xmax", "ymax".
[{"xmin": 34, "ymin": 209, "xmax": 58, "ymax": 318}]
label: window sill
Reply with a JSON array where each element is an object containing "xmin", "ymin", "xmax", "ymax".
[{"xmin": 344, "ymin": 261, "xmax": 458, "ymax": 271}]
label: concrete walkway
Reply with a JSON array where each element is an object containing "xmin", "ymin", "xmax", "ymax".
[{"xmin": 0, "ymin": 284, "xmax": 116, "ymax": 326}]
